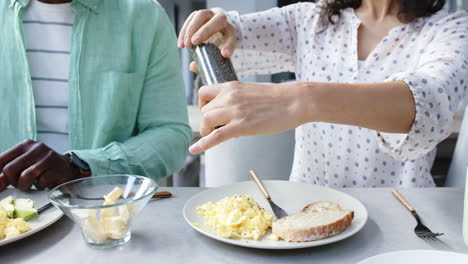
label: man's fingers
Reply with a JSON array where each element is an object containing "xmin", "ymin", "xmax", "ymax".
[
  {"xmin": 17, "ymin": 153, "xmax": 51, "ymax": 191},
  {"xmin": 0, "ymin": 139, "xmax": 32, "ymax": 172},
  {"xmin": 35, "ymin": 171, "xmax": 51, "ymax": 190},
  {"xmin": 178, "ymin": 11, "xmax": 197, "ymax": 48},
  {"xmin": 184, "ymin": 10, "xmax": 214, "ymax": 47},
  {"xmin": 2, "ymin": 143, "xmax": 46, "ymax": 186},
  {"xmin": 0, "ymin": 173, "xmax": 9, "ymax": 192},
  {"xmin": 190, "ymin": 61, "xmax": 199, "ymax": 74},
  {"xmin": 220, "ymin": 25, "xmax": 237, "ymax": 58},
  {"xmin": 200, "ymin": 108, "xmax": 232, "ymax": 137},
  {"xmin": 34, "ymin": 178, "xmax": 46, "ymax": 191},
  {"xmin": 198, "ymin": 84, "xmax": 223, "ymax": 109},
  {"xmin": 40, "ymin": 169, "xmax": 66, "ymax": 190},
  {"xmin": 189, "ymin": 123, "xmax": 238, "ymax": 154},
  {"xmin": 192, "ymin": 13, "xmax": 227, "ymax": 46}
]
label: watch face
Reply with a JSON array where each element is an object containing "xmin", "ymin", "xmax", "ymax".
[{"xmin": 70, "ymin": 153, "xmax": 90, "ymax": 171}]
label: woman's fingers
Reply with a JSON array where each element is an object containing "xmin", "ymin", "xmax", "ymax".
[
  {"xmin": 198, "ymin": 84, "xmax": 223, "ymax": 109},
  {"xmin": 200, "ymin": 108, "xmax": 232, "ymax": 137},
  {"xmin": 190, "ymin": 61, "xmax": 199, "ymax": 74},
  {"xmin": 183, "ymin": 10, "xmax": 215, "ymax": 47},
  {"xmin": 192, "ymin": 13, "xmax": 228, "ymax": 45},
  {"xmin": 220, "ymin": 25, "xmax": 237, "ymax": 58},
  {"xmin": 179, "ymin": 9, "xmax": 236, "ymax": 57},
  {"xmin": 200, "ymin": 81, "xmax": 242, "ymax": 115},
  {"xmin": 178, "ymin": 11, "xmax": 197, "ymax": 48},
  {"xmin": 189, "ymin": 123, "xmax": 239, "ymax": 154}
]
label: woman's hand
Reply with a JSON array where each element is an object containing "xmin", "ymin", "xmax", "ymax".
[
  {"xmin": 189, "ymin": 81, "xmax": 306, "ymax": 154},
  {"xmin": 178, "ymin": 9, "xmax": 237, "ymax": 58},
  {"xmin": 0, "ymin": 140, "xmax": 79, "ymax": 192}
]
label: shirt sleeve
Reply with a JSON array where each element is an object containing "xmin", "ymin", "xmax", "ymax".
[
  {"xmin": 225, "ymin": 2, "xmax": 321, "ymax": 77},
  {"xmin": 73, "ymin": 3, "xmax": 192, "ymax": 180},
  {"xmin": 377, "ymin": 12, "xmax": 468, "ymax": 161}
]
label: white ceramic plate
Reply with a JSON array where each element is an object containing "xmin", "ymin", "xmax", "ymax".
[
  {"xmin": 0, "ymin": 188, "xmax": 63, "ymax": 246},
  {"xmin": 183, "ymin": 180, "xmax": 368, "ymax": 249},
  {"xmin": 358, "ymin": 250, "xmax": 468, "ymax": 264}
]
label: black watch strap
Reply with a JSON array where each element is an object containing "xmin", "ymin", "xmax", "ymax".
[{"xmin": 67, "ymin": 152, "xmax": 91, "ymax": 178}]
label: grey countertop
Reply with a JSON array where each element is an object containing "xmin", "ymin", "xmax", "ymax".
[{"xmin": 1, "ymin": 187, "xmax": 467, "ymax": 264}]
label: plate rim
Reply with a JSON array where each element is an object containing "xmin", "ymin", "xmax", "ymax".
[
  {"xmin": 358, "ymin": 250, "xmax": 468, "ymax": 264},
  {"xmin": 183, "ymin": 180, "xmax": 368, "ymax": 250}
]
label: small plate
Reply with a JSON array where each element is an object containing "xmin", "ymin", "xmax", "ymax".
[
  {"xmin": 0, "ymin": 189, "xmax": 63, "ymax": 246},
  {"xmin": 358, "ymin": 250, "xmax": 468, "ymax": 264},
  {"xmin": 183, "ymin": 180, "xmax": 368, "ymax": 249}
]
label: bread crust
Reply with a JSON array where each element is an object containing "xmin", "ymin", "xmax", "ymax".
[{"xmin": 272, "ymin": 202, "xmax": 354, "ymax": 242}]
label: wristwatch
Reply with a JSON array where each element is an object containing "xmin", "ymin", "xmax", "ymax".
[{"xmin": 66, "ymin": 152, "xmax": 92, "ymax": 179}]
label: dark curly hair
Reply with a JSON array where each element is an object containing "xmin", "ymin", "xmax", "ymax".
[{"xmin": 278, "ymin": 0, "xmax": 446, "ymax": 24}]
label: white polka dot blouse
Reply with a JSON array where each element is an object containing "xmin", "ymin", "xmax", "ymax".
[{"xmin": 225, "ymin": 2, "xmax": 468, "ymax": 187}]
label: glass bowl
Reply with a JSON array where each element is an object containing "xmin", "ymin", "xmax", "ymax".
[{"xmin": 49, "ymin": 175, "xmax": 158, "ymax": 248}]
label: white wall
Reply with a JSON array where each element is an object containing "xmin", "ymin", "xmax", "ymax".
[{"xmin": 207, "ymin": 0, "xmax": 276, "ymax": 14}]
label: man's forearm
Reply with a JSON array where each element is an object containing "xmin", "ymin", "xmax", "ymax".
[{"xmin": 292, "ymin": 81, "xmax": 416, "ymax": 133}]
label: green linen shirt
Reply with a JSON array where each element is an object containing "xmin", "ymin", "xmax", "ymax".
[{"xmin": 1, "ymin": 0, "xmax": 193, "ymax": 181}]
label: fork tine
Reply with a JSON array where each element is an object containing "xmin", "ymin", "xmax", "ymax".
[
  {"xmin": 416, "ymin": 232, "xmax": 443, "ymax": 238},
  {"xmin": 424, "ymin": 236, "xmax": 451, "ymax": 250},
  {"xmin": 417, "ymin": 233, "xmax": 450, "ymax": 249}
]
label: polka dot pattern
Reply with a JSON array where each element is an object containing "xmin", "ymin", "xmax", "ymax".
[{"xmin": 225, "ymin": 2, "xmax": 468, "ymax": 187}]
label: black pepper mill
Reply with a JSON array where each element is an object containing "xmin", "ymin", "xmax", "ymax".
[{"xmin": 188, "ymin": 43, "xmax": 238, "ymax": 86}]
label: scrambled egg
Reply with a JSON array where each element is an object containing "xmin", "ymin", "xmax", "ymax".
[
  {"xmin": 0, "ymin": 206, "xmax": 31, "ymax": 240},
  {"xmin": 197, "ymin": 195, "xmax": 273, "ymax": 240}
]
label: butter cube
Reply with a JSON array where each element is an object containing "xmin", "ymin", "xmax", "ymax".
[
  {"xmin": 73, "ymin": 209, "xmax": 97, "ymax": 220},
  {"xmin": 118, "ymin": 205, "xmax": 130, "ymax": 224},
  {"xmin": 102, "ymin": 216, "xmax": 126, "ymax": 240},
  {"xmin": 83, "ymin": 218, "xmax": 107, "ymax": 243},
  {"xmin": 101, "ymin": 200, "xmax": 115, "ymax": 218},
  {"xmin": 104, "ymin": 187, "xmax": 124, "ymax": 203}
]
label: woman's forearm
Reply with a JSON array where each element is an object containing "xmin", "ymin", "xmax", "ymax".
[
  {"xmin": 189, "ymin": 80, "xmax": 416, "ymax": 154},
  {"xmin": 292, "ymin": 81, "xmax": 416, "ymax": 133}
]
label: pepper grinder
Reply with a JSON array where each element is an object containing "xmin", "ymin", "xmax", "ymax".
[{"xmin": 188, "ymin": 43, "xmax": 238, "ymax": 86}]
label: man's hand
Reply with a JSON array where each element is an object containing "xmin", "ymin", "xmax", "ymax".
[{"xmin": 0, "ymin": 140, "xmax": 77, "ymax": 192}]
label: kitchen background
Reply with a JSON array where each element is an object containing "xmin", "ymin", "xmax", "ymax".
[{"xmin": 157, "ymin": 0, "xmax": 468, "ymax": 188}]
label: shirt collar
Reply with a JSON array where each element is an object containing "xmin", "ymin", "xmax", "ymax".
[{"xmin": 10, "ymin": 0, "xmax": 100, "ymax": 13}]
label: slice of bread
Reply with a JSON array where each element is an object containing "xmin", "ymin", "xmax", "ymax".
[{"xmin": 272, "ymin": 201, "xmax": 354, "ymax": 242}]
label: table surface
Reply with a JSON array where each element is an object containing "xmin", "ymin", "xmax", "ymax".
[{"xmin": 1, "ymin": 187, "xmax": 467, "ymax": 264}]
